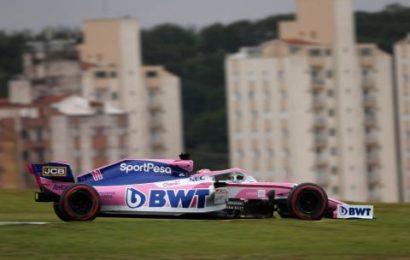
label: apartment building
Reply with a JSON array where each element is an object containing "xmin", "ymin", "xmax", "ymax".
[
  {"xmin": 0, "ymin": 95, "xmax": 127, "ymax": 188},
  {"xmin": 79, "ymin": 18, "xmax": 183, "ymax": 159},
  {"xmin": 0, "ymin": 18, "xmax": 183, "ymax": 188},
  {"xmin": 226, "ymin": 0, "xmax": 398, "ymax": 202},
  {"xmin": 394, "ymin": 35, "xmax": 410, "ymax": 202},
  {"xmin": 8, "ymin": 39, "xmax": 82, "ymax": 101}
]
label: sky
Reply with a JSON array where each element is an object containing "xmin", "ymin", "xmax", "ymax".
[{"xmin": 0, "ymin": 0, "xmax": 409, "ymax": 32}]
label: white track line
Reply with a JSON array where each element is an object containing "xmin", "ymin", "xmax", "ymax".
[{"xmin": 0, "ymin": 221, "xmax": 49, "ymax": 226}]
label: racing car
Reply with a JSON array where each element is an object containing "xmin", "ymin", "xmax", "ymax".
[{"xmin": 28, "ymin": 154, "xmax": 374, "ymax": 221}]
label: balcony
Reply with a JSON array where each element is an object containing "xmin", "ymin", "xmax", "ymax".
[
  {"xmin": 364, "ymin": 115, "xmax": 378, "ymax": 128},
  {"xmin": 151, "ymin": 135, "xmax": 165, "ymax": 150},
  {"xmin": 368, "ymin": 170, "xmax": 381, "ymax": 186},
  {"xmin": 367, "ymin": 152, "xmax": 381, "ymax": 167},
  {"xmin": 314, "ymin": 134, "xmax": 328, "ymax": 148},
  {"xmin": 360, "ymin": 56, "xmax": 375, "ymax": 67},
  {"xmin": 315, "ymin": 154, "xmax": 329, "ymax": 169},
  {"xmin": 313, "ymin": 117, "xmax": 327, "ymax": 130},
  {"xmin": 309, "ymin": 57, "xmax": 326, "ymax": 67},
  {"xmin": 365, "ymin": 132, "xmax": 379, "ymax": 148},
  {"xmin": 311, "ymin": 80, "xmax": 326, "ymax": 91},
  {"xmin": 316, "ymin": 171, "xmax": 330, "ymax": 186},
  {"xmin": 363, "ymin": 96, "xmax": 377, "ymax": 109},
  {"xmin": 362, "ymin": 78, "xmax": 376, "ymax": 90},
  {"xmin": 312, "ymin": 95, "xmax": 326, "ymax": 110},
  {"xmin": 148, "ymin": 99, "xmax": 163, "ymax": 112},
  {"xmin": 149, "ymin": 115, "xmax": 164, "ymax": 130}
]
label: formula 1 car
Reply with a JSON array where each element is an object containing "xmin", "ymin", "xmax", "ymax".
[{"xmin": 28, "ymin": 155, "xmax": 374, "ymax": 221}]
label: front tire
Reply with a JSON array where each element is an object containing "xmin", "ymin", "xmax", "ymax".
[
  {"xmin": 287, "ymin": 183, "xmax": 327, "ymax": 220},
  {"xmin": 59, "ymin": 184, "xmax": 101, "ymax": 221}
]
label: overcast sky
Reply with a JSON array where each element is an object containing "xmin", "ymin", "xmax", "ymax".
[{"xmin": 0, "ymin": 0, "xmax": 409, "ymax": 32}]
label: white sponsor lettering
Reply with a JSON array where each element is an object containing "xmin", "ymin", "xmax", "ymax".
[{"xmin": 120, "ymin": 162, "xmax": 172, "ymax": 174}]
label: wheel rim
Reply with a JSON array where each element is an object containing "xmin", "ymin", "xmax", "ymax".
[
  {"xmin": 296, "ymin": 190, "xmax": 322, "ymax": 215},
  {"xmin": 68, "ymin": 190, "xmax": 94, "ymax": 216}
]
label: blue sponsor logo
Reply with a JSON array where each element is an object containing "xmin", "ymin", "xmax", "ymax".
[
  {"xmin": 339, "ymin": 205, "xmax": 348, "ymax": 216},
  {"xmin": 126, "ymin": 188, "xmax": 210, "ymax": 209},
  {"xmin": 350, "ymin": 207, "xmax": 372, "ymax": 216},
  {"xmin": 338, "ymin": 205, "xmax": 372, "ymax": 217},
  {"xmin": 126, "ymin": 189, "xmax": 146, "ymax": 208}
]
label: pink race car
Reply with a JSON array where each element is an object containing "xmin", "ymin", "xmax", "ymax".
[{"xmin": 28, "ymin": 154, "xmax": 373, "ymax": 221}]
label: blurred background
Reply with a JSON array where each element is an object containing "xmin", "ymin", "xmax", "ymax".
[{"xmin": 0, "ymin": 0, "xmax": 410, "ymax": 203}]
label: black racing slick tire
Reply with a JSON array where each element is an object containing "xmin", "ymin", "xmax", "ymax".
[
  {"xmin": 59, "ymin": 184, "xmax": 101, "ymax": 221},
  {"xmin": 53, "ymin": 202, "xmax": 71, "ymax": 222},
  {"xmin": 288, "ymin": 183, "xmax": 328, "ymax": 220}
]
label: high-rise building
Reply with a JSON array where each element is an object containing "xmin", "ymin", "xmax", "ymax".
[
  {"xmin": 79, "ymin": 18, "xmax": 183, "ymax": 159},
  {"xmin": 0, "ymin": 18, "xmax": 183, "ymax": 188},
  {"xmin": 394, "ymin": 34, "xmax": 410, "ymax": 202},
  {"xmin": 8, "ymin": 39, "xmax": 82, "ymax": 101},
  {"xmin": 225, "ymin": 0, "xmax": 398, "ymax": 202}
]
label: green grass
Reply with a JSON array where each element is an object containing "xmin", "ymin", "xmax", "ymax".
[{"xmin": 1, "ymin": 189, "xmax": 410, "ymax": 259}]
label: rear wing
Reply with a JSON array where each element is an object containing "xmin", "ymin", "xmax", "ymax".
[
  {"xmin": 28, "ymin": 162, "xmax": 76, "ymax": 201},
  {"xmin": 29, "ymin": 162, "xmax": 75, "ymax": 184}
]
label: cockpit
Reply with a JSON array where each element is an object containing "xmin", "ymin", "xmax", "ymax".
[{"xmin": 212, "ymin": 171, "xmax": 256, "ymax": 184}]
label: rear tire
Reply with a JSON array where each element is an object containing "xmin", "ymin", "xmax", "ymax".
[
  {"xmin": 288, "ymin": 183, "xmax": 327, "ymax": 220},
  {"xmin": 53, "ymin": 202, "xmax": 71, "ymax": 222},
  {"xmin": 59, "ymin": 184, "xmax": 101, "ymax": 221}
]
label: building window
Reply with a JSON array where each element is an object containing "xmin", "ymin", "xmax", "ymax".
[
  {"xmin": 360, "ymin": 48, "xmax": 373, "ymax": 56},
  {"xmin": 94, "ymin": 71, "xmax": 107, "ymax": 78},
  {"xmin": 328, "ymin": 90, "xmax": 334, "ymax": 97},
  {"xmin": 327, "ymin": 70, "xmax": 333, "ymax": 78},
  {"xmin": 71, "ymin": 128, "xmax": 80, "ymax": 136},
  {"xmin": 280, "ymin": 90, "xmax": 287, "ymax": 98},
  {"xmin": 290, "ymin": 46, "xmax": 300, "ymax": 54},
  {"xmin": 146, "ymin": 71, "xmax": 158, "ymax": 78},
  {"xmin": 311, "ymin": 67, "xmax": 322, "ymax": 83},
  {"xmin": 235, "ymin": 109, "xmax": 242, "ymax": 117},
  {"xmin": 310, "ymin": 31, "xmax": 317, "ymax": 39},
  {"xmin": 35, "ymin": 149, "xmax": 45, "ymax": 161},
  {"xmin": 278, "ymin": 70, "xmax": 285, "ymax": 81},
  {"xmin": 21, "ymin": 151, "xmax": 29, "ymax": 160},
  {"xmin": 267, "ymin": 148, "xmax": 274, "ymax": 158},
  {"xmin": 237, "ymin": 150, "xmax": 244, "ymax": 159},
  {"xmin": 21, "ymin": 130, "xmax": 28, "ymax": 140},
  {"xmin": 309, "ymin": 48, "xmax": 321, "ymax": 57},
  {"xmin": 253, "ymin": 149, "xmax": 260, "ymax": 159},
  {"xmin": 251, "ymin": 110, "xmax": 258, "ymax": 118},
  {"xmin": 112, "ymin": 92, "xmax": 118, "ymax": 100},
  {"xmin": 95, "ymin": 89, "xmax": 105, "ymax": 100},
  {"xmin": 248, "ymin": 91, "xmax": 255, "ymax": 100}
]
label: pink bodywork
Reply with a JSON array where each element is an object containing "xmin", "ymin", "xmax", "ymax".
[{"xmin": 29, "ymin": 160, "xmax": 345, "ymax": 218}]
